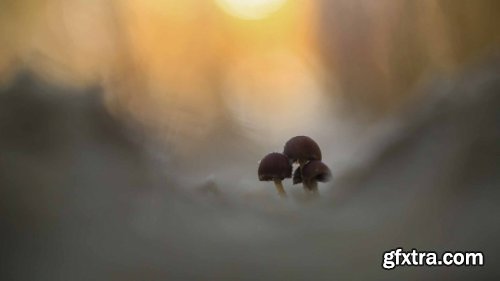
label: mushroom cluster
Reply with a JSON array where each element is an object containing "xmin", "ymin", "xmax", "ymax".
[{"xmin": 258, "ymin": 136, "xmax": 331, "ymax": 197}]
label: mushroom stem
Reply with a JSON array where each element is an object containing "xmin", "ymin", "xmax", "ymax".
[
  {"xmin": 273, "ymin": 179, "xmax": 287, "ymax": 197},
  {"xmin": 304, "ymin": 180, "xmax": 318, "ymax": 192},
  {"xmin": 302, "ymin": 179, "xmax": 319, "ymax": 196}
]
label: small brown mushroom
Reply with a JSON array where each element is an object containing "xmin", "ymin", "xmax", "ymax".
[
  {"xmin": 258, "ymin": 153, "xmax": 292, "ymax": 197},
  {"xmin": 300, "ymin": 160, "xmax": 331, "ymax": 193}
]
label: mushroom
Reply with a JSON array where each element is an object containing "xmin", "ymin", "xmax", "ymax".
[
  {"xmin": 258, "ymin": 153, "xmax": 292, "ymax": 197},
  {"xmin": 300, "ymin": 160, "xmax": 332, "ymax": 193},
  {"xmin": 283, "ymin": 136, "xmax": 322, "ymax": 167},
  {"xmin": 283, "ymin": 136, "xmax": 322, "ymax": 191}
]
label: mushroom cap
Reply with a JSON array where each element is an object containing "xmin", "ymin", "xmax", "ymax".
[
  {"xmin": 283, "ymin": 136, "xmax": 322, "ymax": 163},
  {"xmin": 301, "ymin": 160, "xmax": 332, "ymax": 183},
  {"xmin": 258, "ymin": 153, "xmax": 292, "ymax": 181},
  {"xmin": 292, "ymin": 167, "xmax": 302, "ymax": 184}
]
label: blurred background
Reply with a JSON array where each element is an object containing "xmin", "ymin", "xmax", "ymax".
[{"xmin": 1, "ymin": 0, "xmax": 499, "ymax": 280}]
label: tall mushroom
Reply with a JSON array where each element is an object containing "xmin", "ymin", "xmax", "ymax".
[
  {"xmin": 283, "ymin": 136, "xmax": 322, "ymax": 166},
  {"xmin": 300, "ymin": 160, "xmax": 332, "ymax": 193},
  {"xmin": 258, "ymin": 153, "xmax": 292, "ymax": 197},
  {"xmin": 283, "ymin": 136, "xmax": 322, "ymax": 191}
]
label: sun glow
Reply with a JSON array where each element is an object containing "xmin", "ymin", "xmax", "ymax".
[{"xmin": 215, "ymin": 0, "xmax": 288, "ymax": 20}]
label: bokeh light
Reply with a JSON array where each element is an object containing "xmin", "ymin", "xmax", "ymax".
[
  {"xmin": 215, "ymin": 0, "xmax": 288, "ymax": 20},
  {"xmin": 221, "ymin": 50, "xmax": 325, "ymax": 144}
]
